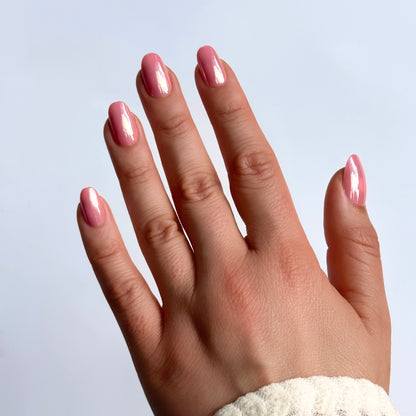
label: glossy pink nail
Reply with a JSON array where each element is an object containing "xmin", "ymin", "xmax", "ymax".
[
  {"xmin": 80, "ymin": 187, "xmax": 106, "ymax": 227},
  {"xmin": 108, "ymin": 101, "xmax": 138, "ymax": 146},
  {"xmin": 141, "ymin": 53, "xmax": 172, "ymax": 97},
  {"xmin": 343, "ymin": 154, "xmax": 367, "ymax": 206},
  {"xmin": 197, "ymin": 46, "xmax": 226, "ymax": 87}
]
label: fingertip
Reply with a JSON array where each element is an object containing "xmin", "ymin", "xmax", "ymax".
[
  {"xmin": 324, "ymin": 160, "xmax": 370, "ymax": 246},
  {"xmin": 108, "ymin": 100, "xmax": 127, "ymax": 117},
  {"xmin": 79, "ymin": 187, "xmax": 106, "ymax": 227},
  {"xmin": 140, "ymin": 52, "xmax": 172, "ymax": 97},
  {"xmin": 196, "ymin": 45, "xmax": 227, "ymax": 87},
  {"xmin": 342, "ymin": 154, "xmax": 367, "ymax": 207}
]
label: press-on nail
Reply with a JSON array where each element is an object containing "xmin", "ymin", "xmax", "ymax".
[
  {"xmin": 80, "ymin": 187, "xmax": 106, "ymax": 227},
  {"xmin": 141, "ymin": 53, "xmax": 172, "ymax": 97},
  {"xmin": 197, "ymin": 46, "xmax": 226, "ymax": 87},
  {"xmin": 343, "ymin": 154, "xmax": 367, "ymax": 206},
  {"xmin": 108, "ymin": 101, "xmax": 138, "ymax": 146}
]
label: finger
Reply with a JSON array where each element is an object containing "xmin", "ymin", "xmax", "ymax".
[
  {"xmin": 324, "ymin": 155, "xmax": 391, "ymax": 335},
  {"xmin": 136, "ymin": 53, "xmax": 247, "ymax": 263},
  {"xmin": 195, "ymin": 46, "xmax": 305, "ymax": 251},
  {"xmin": 105, "ymin": 101, "xmax": 194, "ymax": 302},
  {"xmin": 77, "ymin": 187, "xmax": 162, "ymax": 363}
]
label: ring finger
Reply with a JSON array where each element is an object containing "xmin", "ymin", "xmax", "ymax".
[{"xmin": 105, "ymin": 102, "xmax": 194, "ymax": 302}]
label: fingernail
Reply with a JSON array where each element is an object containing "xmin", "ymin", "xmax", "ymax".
[
  {"xmin": 197, "ymin": 45, "xmax": 226, "ymax": 87},
  {"xmin": 80, "ymin": 187, "xmax": 106, "ymax": 227},
  {"xmin": 108, "ymin": 101, "xmax": 138, "ymax": 146},
  {"xmin": 343, "ymin": 154, "xmax": 367, "ymax": 206},
  {"xmin": 141, "ymin": 53, "xmax": 172, "ymax": 97}
]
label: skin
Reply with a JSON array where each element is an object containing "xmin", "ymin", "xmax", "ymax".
[{"xmin": 77, "ymin": 56, "xmax": 391, "ymax": 416}]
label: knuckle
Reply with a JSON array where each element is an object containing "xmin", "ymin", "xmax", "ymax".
[
  {"xmin": 174, "ymin": 172, "xmax": 221, "ymax": 203},
  {"xmin": 119, "ymin": 162, "xmax": 154, "ymax": 185},
  {"xmin": 157, "ymin": 112, "xmax": 192, "ymax": 138},
  {"xmin": 276, "ymin": 244, "xmax": 318, "ymax": 293},
  {"xmin": 220, "ymin": 261, "xmax": 258, "ymax": 315},
  {"xmin": 105, "ymin": 277, "xmax": 143, "ymax": 313},
  {"xmin": 216, "ymin": 99, "xmax": 248, "ymax": 123},
  {"xmin": 344, "ymin": 226, "xmax": 381, "ymax": 260},
  {"xmin": 89, "ymin": 239, "xmax": 122, "ymax": 266},
  {"xmin": 229, "ymin": 149, "xmax": 277, "ymax": 186},
  {"xmin": 225, "ymin": 276, "xmax": 255, "ymax": 313},
  {"xmin": 142, "ymin": 214, "xmax": 181, "ymax": 247}
]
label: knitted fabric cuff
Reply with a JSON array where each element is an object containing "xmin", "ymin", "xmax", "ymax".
[{"xmin": 214, "ymin": 376, "xmax": 400, "ymax": 416}]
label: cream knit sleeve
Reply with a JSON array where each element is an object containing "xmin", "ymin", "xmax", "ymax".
[{"xmin": 214, "ymin": 376, "xmax": 400, "ymax": 416}]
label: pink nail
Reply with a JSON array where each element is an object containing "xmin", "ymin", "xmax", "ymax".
[
  {"xmin": 343, "ymin": 154, "xmax": 367, "ymax": 206},
  {"xmin": 197, "ymin": 46, "xmax": 226, "ymax": 87},
  {"xmin": 141, "ymin": 53, "xmax": 172, "ymax": 97},
  {"xmin": 80, "ymin": 187, "xmax": 106, "ymax": 227},
  {"xmin": 108, "ymin": 101, "xmax": 138, "ymax": 146}
]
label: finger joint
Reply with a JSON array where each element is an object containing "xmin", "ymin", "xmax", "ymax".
[
  {"xmin": 229, "ymin": 149, "xmax": 277, "ymax": 188},
  {"xmin": 104, "ymin": 276, "xmax": 143, "ymax": 314},
  {"xmin": 343, "ymin": 226, "xmax": 381, "ymax": 260},
  {"xmin": 119, "ymin": 162, "xmax": 154, "ymax": 186},
  {"xmin": 216, "ymin": 99, "xmax": 249, "ymax": 124},
  {"xmin": 157, "ymin": 112, "xmax": 193, "ymax": 139},
  {"xmin": 89, "ymin": 239, "xmax": 122, "ymax": 266},
  {"xmin": 142, "ymin": 214, "xmax": 182, "ymax": 248},
  {"xmin": 174, "ymin": 172, "xmax": 222, "ymax": 203}
]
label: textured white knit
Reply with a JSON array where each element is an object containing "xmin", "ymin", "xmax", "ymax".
[{"xmin": 214, "ymin": 376, "xmax": 400, "ymax": 416}]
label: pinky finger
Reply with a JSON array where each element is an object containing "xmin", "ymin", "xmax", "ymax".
[{"xmin": 77, "ymin": 187, "xmax": 163, "ymax": 366}]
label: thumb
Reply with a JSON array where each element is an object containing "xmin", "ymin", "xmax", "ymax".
[{"xmin": 324, "ymin": 155, "xmax": 390, "ymax": 333}]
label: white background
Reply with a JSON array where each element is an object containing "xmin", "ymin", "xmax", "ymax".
[{"xmin": 1, "ymin": 0, "xmax": 414, "ymax": 414}]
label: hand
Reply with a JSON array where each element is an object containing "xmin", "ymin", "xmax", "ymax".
[{"xmin": 77, "ymin": 46, "xmax": 391, "ymax": 416}]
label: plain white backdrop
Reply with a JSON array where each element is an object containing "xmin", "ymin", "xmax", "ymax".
[{"xmin": 1, "ymin": 0, "xmax": 414, "ymax": 414}]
